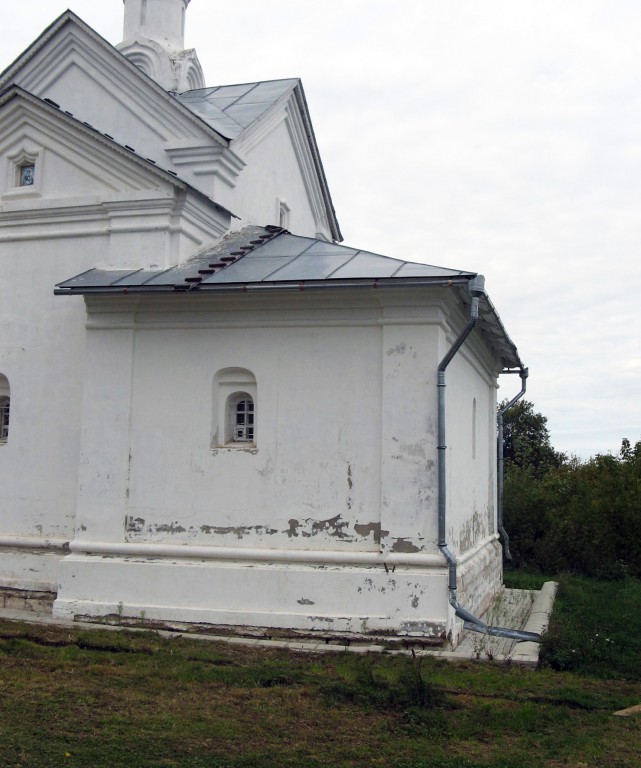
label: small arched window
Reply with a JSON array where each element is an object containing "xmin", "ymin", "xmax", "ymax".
[
  {"xmin": 0, "ymin": 374, "xmax": 10, "ymax": 444},
  {"xmin": 227, "ymin": 393, "xmax": 255, "ymax": 444},
  {"xmin": 212, "ymin": 368, "xmax": 257, "ymax": 450}
]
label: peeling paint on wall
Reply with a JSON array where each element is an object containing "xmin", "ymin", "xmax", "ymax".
[
  {"xmin": 310, "ymin": 514, "xmax": 351, "ymax": 539},
  {"xmin": 199, "ymin": 524, "xmax": 278, "ymax": 539},
  {"xmin": 390, "ymin": 537, "xmax": 422, "ymax": 553},
  {"xmin": 284, "ymin": 514, "xmax": 352, "ymax": 541},
  {"xmin": 154, "ymin": 522, "xmax": 187, "ymax": 534},
  {"xmin": 125, "ymin": 516, "xmax": 145, "ymax": 534},
  {"xmin": 125, "ymin": 512, "xmax": 391, "ymax": 547},
  {"xmin": 353, "ymin": 522, "xmax": 389, "ymax": 545}
]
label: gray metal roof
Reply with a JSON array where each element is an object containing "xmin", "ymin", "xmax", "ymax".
[
  {"xmin": 55, "ymin": 226, "xmax": 522, "ymax": 369},
  {"xmin": 176, "ymin": 79, "xmax": 299, "ymax": 140},
  {"xmin": 55, "ymin": 226, "xmax": 476, "ymax": 292}
]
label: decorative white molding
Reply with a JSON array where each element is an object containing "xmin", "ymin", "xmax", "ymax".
[
  {"xmin": 284, "ymin": 97, "xmax": 331, "ymax": 238},
  {"xmin": 117, "ymin": 38, "xmax": 205, "ymax": 93},
  {"xmin": 68, "ymin": 538, "xmax": 445, "ymax": 567},
  {"xmin": 0, "ymin": 535, "xmax": 69, "ymax": 551},
  {"xmin": 2, "ymin": 144, "xmax": 44, "ymax": 200},
  {"xmin": 164, "ymin": 142, "xmax": 245, "ymax": 189}
]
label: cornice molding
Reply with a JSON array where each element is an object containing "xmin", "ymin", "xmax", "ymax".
[{"xmin": 164, "ymin": 142, "xmax": 246, "ymax": 189}]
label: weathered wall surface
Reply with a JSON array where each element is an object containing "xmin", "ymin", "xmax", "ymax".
[
  {"xmin": 73, "ymin": 293, "xmax": 440, "ymax": 555},
  {"xmin": 0, "ymin": 108, "xmax": 230, "ymax": 589},
  {"xmin": 53, "ymin": 290, "xmax": 503, "ymax": 637},
  {"xmin": 439, "ymin": 299, "xmax": 500, "ymax": 561},
  {"xmin": 228, "ymin": 110, "xmax": 334, "ymax": 240}
]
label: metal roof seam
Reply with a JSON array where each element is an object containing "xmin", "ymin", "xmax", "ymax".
[
  {"xmin": 222, "ymin": 81, "xmax": 262, "ymax": 111},
  {"xmin": 257, "ymin": 237, "xmax": 319, "ymax": 282},
  {"xmin": 324, "ymin": 249, "xmax": 362, "ymax": 279},
  {"xmin": 110, "ymin": 269, "xmax": 143, "ymax": 285}
]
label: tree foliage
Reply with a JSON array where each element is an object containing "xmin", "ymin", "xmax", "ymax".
[
  {"xmin": 502, "ymin": 401, "xmax": 641, "ymax": 579},
  {"xmin": 500, "ymin": 399, "xmax": 565, "ymax": 477}
]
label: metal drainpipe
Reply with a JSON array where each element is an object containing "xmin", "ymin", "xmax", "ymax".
[
  {"xmin": 437, "ymin": 277, "xmax": 541, "ymax": 643},
  {"xmin": 497, "ymin": 367, "xmax": 528, "ymax": 560}
]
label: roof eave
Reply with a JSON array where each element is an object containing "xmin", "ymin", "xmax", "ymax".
[{"xmin": 55, "ymin": 274, "xmax": 474, "ymax": 296}]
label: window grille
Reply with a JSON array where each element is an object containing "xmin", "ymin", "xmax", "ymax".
[
  {"xmin": 233, "ymin": 398, "xmax": 254, "ymax": 442},
  {"xmin": 0, "ymin": 396, "xmax": 9, "ymax": 442}
]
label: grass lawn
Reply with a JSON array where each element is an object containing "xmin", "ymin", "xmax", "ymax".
[{"xmin": 1, "ymin": 575, "xmax": 640, "ymax": 767}]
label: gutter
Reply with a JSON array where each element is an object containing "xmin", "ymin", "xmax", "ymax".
[
  {"xmin": 497, "ymin": 367, "xmax": 528, "ymax": 559},
  {"xmin": 437, "ymin": 277, "xmax": 541, "ymax": 643},
  {"xmin": 55, "ymin": 276, "xmax": 475, "ymax": 296}
]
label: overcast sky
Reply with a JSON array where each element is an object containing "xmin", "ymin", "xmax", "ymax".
[{"xmin": 3, "ymin": 1, "xmax": 640, "ymax": 459}]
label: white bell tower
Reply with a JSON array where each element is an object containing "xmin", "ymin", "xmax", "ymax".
[{"xmin": 118, "ymin": 0, "xmax": 205, "ymax": 92}]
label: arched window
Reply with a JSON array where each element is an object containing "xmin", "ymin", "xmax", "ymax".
[
  {"xmin": 227, "ymin": 393, "xmax": 255, "ymax": 443},
  {"xmin": 0, "ymin": 374, "xmax": 10, "ymax": 444},
  {"xmin": 212, "ymin": 368, "xmax": 257, "ymax": 450}
]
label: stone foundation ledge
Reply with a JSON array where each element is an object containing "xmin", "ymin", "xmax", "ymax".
[{"xmin": 0, "ymin": 587, "xmax": 56, "ymax": 613}]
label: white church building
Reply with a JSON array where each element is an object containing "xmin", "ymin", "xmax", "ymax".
[{"xmin": 0, "ymin": 1, "xmax": 527, "ymax": 646}]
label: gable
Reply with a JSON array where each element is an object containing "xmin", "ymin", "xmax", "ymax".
[
  {"xmin": 0, "ymin": 13, "xmax": 228, "ymax": 162},
  {"xmin": 2, "ymin": 13, "xmax": 341, "ymax": 242},
  {"xmin": 0, "ymin": 90, "xmax": 185, "ymax": 201},
  {"xmin": 0, "ymin": 88, "xmax": 232, "ymax": 256}
]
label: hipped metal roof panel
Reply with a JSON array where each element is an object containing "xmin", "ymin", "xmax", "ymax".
[
  {"xmin": 55, "ymin": 227, "xmax": 477, "ymax": 291},
  {"xmin": 176, "ymin": 79, "xmax": 299, "ymax": 140},
  {"xmin": 54, "ymin": 226, "xmax": 523, "ymax": 368}
]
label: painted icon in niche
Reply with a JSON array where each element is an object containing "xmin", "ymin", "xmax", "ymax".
[{"xmin": 20, "ymin": 165, "xmax": 35, "ymax": 186}]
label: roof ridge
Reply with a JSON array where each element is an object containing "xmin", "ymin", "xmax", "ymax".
[{"xmin": 180, "ymin": 78, "xmax": 299, "ymax": 97}]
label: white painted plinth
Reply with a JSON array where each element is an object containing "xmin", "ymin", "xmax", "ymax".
[
  {"xmin": 0, "ymin": 542, "xmax": 67, "ymax": 592},
  {"xmin": 53, "ymin": 553, "xmax": 450, "ymax": 638}
]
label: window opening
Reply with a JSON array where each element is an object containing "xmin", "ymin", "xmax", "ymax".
[
  {"xmin": 0, "ymin": 396, "xmax": 9, "ymax": 443},
  {"xmin": 278, "ymin": 200, "xmax": 290, "ymax": 229},
  {"xmin": 213, "ymin": 368, "xmax": 257, "ymax": 451}
]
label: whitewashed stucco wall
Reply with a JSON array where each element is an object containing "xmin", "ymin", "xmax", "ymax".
[
  {"xmin": 0, "ymin": 139, "xmax": 230, "ymax": 592},
  {"xmin": 53, "ymin": 289, "xmax": 502, "ymax": 638},
  {"xmin": 228, "ymin": 114, "xmax": 333, "ymax": 240}
]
